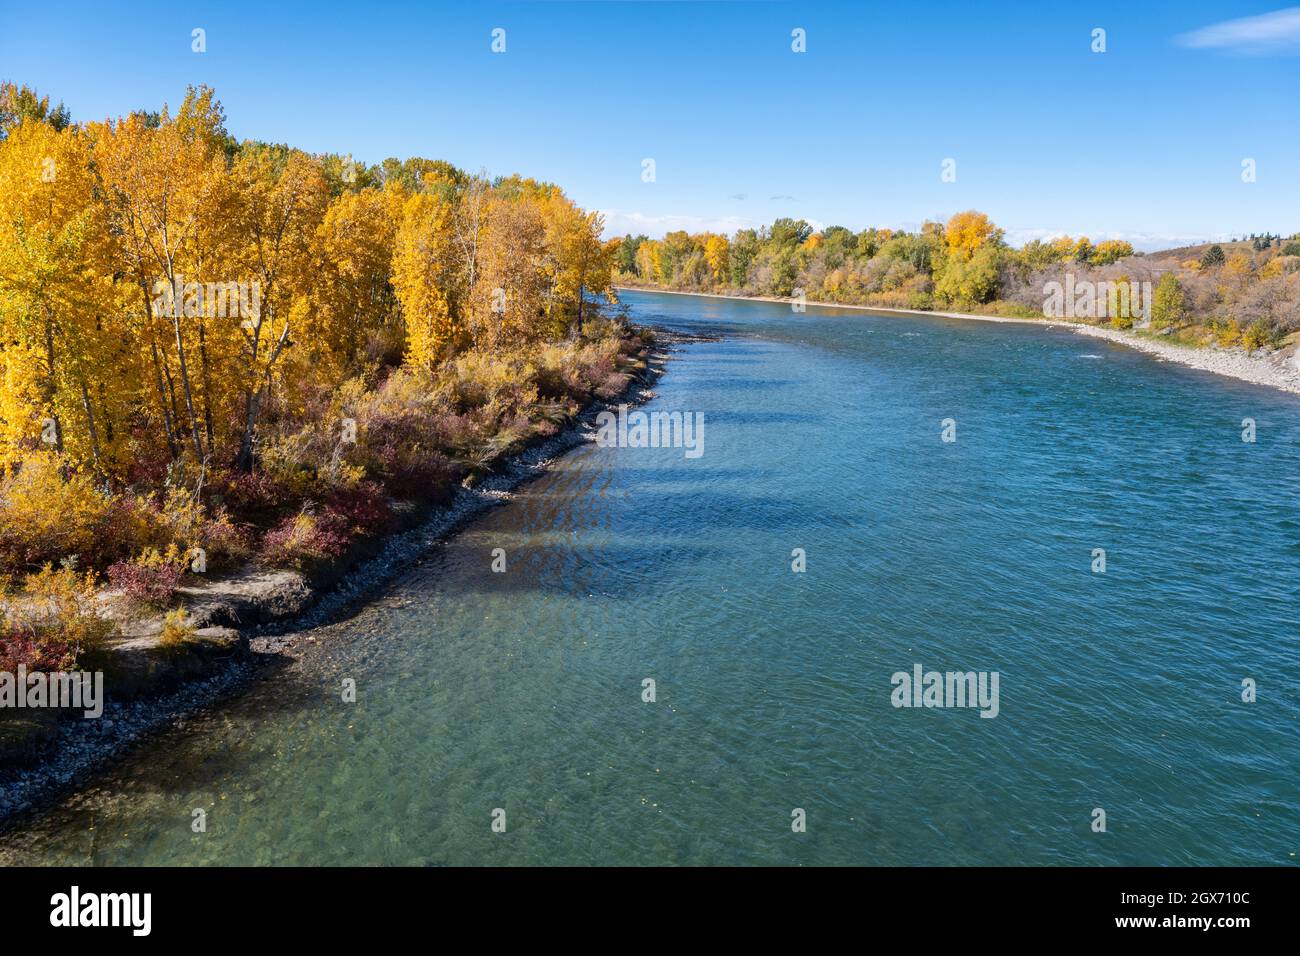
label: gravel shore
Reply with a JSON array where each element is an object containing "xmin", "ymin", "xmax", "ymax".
[{"xmin": 1064, "ymin": 322, "xmax": 1300, "ymax": 395}]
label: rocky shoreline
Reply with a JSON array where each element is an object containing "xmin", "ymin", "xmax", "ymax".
[
  {"xmin": 1064, "ymin": 322, "xmax": 1300, "ymax": 395},
  {"xmin": 0, "ymin": 327, "xmax": 714, "ymax": 826}
]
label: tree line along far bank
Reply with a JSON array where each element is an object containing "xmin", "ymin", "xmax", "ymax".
[{"xmin": 613, "ymin": 215, "xmax": 1300, "ymax": 349}]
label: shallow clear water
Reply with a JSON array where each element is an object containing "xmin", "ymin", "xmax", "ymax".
[{"xmin": 6, "ymin": 290, "xmax": 1299, "ymax": 866}]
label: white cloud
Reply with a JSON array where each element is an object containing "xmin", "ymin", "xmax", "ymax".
[
  {"xmin": 1176, "ymin": 7, "xmax": 1300, "ymax": 53},
  {"xmin": 1005, "ymin": 227, "xmax": 1235, "ymax": 252},
  {"xmin": 1003, "ymin": 228, "xmax": 1070, "ymax": 246}
]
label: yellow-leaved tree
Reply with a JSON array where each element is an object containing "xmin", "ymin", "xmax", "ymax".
[
  {"xmin": 226, "ymin": 146, "xmax": 329, "ymax": 471},
  {"xmin": 0, "ymin": 118, "xmax": 122, "ymax": 473},
  {"xmin": 95, "ymin": 101, "xmax": 230, "ymax": 466},
  {"xmin": 474, "ymin": 192, "xmax": 548, "ymax": 348},
  {"xmin": 305, "ymin": 184, "xmax": 405, "ymax": 378},
  {"xmin": 543, "ymin": 198, "xmax": 613, "ymax": 338},
  {"xmin": 943, "ymin": 210, "xmax": 1001, "ymax": 262},
  {"xmin": 392, "ymin": 191, "xmax": 462, "ymax": 369},
  {"xmin": 704, "ymin": 234, "xmax": 730, "ymax": 285}
]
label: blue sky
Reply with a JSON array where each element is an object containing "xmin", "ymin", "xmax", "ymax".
[{"xmin": 2, "ymin": 0, "xmax": 1297, "ymax": 249}]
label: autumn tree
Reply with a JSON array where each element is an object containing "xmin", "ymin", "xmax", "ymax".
[
  {"xmin": 1150, "ymin": 273, "xmax": 1186, "ymax": 329},
  {"xmin": 934, "ymin": 211, "xmax": 1003, "ymax": 305},
  {"xmin": 943, "ymin": 211, "xmax": 1001, "ymax": 262},
  {"xmin": 0, "ymin": 82, "xmax": 70, "ymax": 139},
  {"xmin": 1090, "ymin": 239, "xmax": 1134, "ymax": 266},
  {"xmin": 704, "ymin": 234, "xmax": 730, "ymax": 285},
  {"xmin": 934, "ymin": 243, "xmax": 1001, "ymax": 304},
  {"xmin": 474, "ymin": 193, "xmax": 548, "ymax": 347},
  {"xmin": 95, "ymin": 96, "xmax": 232, "ymax": 465},
  {"xmin": 305, "ymin": 184, "xmax": 404, "ymax": 377},
  {"xmin": 544, "ymin": 199, "xmax": 612, "ymax": 337},
  {"xmin": 226, "ymin": 146, "xmax": 329, "ymax": 470},
  {"xmin": 1224, "ymin": 250, "xmax": 1254, "ymax": 288},
  {"xmin": 392, "ymin": 191, "xmax": 461, "ymax": 368},
  {"xmin": 634, "ymin": 238, "xmax": 661, "ymax": 282},
  {"xmin": 0, "ymin": 118, "xmax": 118, "ymax": 471}
]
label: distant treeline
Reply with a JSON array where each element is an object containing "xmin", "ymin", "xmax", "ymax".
[{"xmin": 612, "ymin": 213, "xmax": 1300, "ymax": 347}]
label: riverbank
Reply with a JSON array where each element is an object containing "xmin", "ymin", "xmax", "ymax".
[
  {"xmin": 617, "ymin": 286, "xmax": 1300, "ymax": 396},
  {"xmin": 0, "ymin": 327, "xmax": 712, "ymax": 825}
]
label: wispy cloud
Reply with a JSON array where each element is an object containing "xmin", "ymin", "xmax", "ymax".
[
  {"xmin": 1005, "ymin": 227, "xmax": 1236, "ymax": 252},
  {"xmin": 598, "ymin": 210, "xmax": 756, "ymax": 238},
  {"xmin": 1176, "ymin": 6, "xmax": 1300, "ymax": 54}
]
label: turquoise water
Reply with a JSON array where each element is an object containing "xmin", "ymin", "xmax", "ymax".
[{"xmin": 5, "ymin": 289, "xmax": 1299, "ymax": 866}]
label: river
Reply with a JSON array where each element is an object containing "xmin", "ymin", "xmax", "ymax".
[{"xmin": 4, "ymin": 289, "xmax": 1298, "ymax": 866}]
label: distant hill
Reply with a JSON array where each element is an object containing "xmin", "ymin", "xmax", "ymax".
[{"xmin": 1146, "ymin": 238, "xmax": 1294, "ymax": 263}]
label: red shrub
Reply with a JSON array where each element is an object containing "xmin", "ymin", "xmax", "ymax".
[
  {"xmin": 107, "ymin": 555, "xmax": 183, "ymax": 608},
  {"xmin": 197, "ymin": 515, "xmax": 254, "ymax": 567},
  {"xmin": 349, "ymin": 412, "xmax": 461, "ymax": 501},
  {"xmin": 0, "ymin": 627, "xmax": 76, "ymax": 672},
  {"xmin": 258, "ymin": 512, "xmax": 350, "ymax": 569},
  {"xmin": 217, "ymin": 470, "xmax": 296, "ymax": 516},
  {"xmin": 324, "ymin": 481, "xmax": 395, "ymax": 535}
]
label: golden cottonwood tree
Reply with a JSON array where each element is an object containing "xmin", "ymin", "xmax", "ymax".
[
  {"xmin": 95, "ymin": 108, "xmax": 229, "ymax": 464},
  {"xmin": 0, "ymin": 120, "xmax": 121, "ymax": 471},
  {"xmin": 943, "ymin": 210, "xmax": 1001, "ymax": 262},
  {"xmin": 704, "ymin": 234, "xmax": 730, "ymax": 284},
  {"xmin": 392, "ymin": 191, "xmax": 462, "ymax": 368},
  {"xmin": 543, "ymin": 199, "xmax": 613, "ymax": 337},
  {"xmin": 226, "ymin": 147, "xmax": 329, "ymax": 471},
  {"xmin": 305, "ymin": 184, "xmax": 405, "ymax": 378},
  {"xmin": 474, "ymin": 193, "xmax": 548, "ymax": 347}
]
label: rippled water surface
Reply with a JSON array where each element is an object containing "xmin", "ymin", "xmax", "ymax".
[{"xmin": 6, "ymin": 290, "xmax": 1299, "ymax": 865}]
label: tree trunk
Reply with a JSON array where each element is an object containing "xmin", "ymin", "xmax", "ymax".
[
  {"xmin": 42, "ymin": 312, "xmax": 63, "ymax": 453},
  {"xmin": 77, "ymin": 375, "xmax": 103, "ymax": 474},
  {"xmin": 235, "ymin": 314, "xmax": 292, "ymax": 472},
  {"xmin": 139, "ymin": 277, "xmax": 179, "ymax": 459},
  {"xmin": 169, "ymin": 312, "xmax": 206, "ymax": 464},
  {"xmin": 98, "ymin": 380, "xmax": 114, "ymax": 445},
  {"xmin": 161, "ymin": 354, "xmax": 182, "ymax": 449},
  {"xmin": 571, "ymin": 283, "xmax": 585, "ymax": 341},
  {"xmin": 235, "ymin": 386, "xmax": 262, "ymax": 473},
  {"xmin": 198, "ymin": 315, "xmax": 215, "ymax": 449}
]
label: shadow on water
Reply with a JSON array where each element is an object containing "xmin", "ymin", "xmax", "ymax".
[{"xmin": 0, "ymin": 654, "xmax": 307, "ymax": 841}]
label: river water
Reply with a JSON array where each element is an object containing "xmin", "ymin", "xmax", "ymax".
[{"xmin": 5, "ymin": 289, "xmax": 1298, "ymax": 866}]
